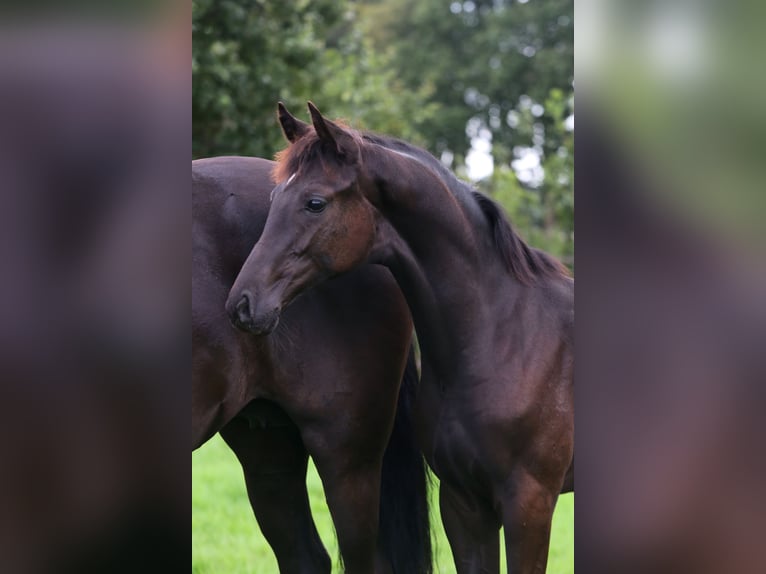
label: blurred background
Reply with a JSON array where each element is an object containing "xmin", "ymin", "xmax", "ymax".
[
  {"xmin": 0, "ymin": 3, "xmax": 189, "ymax": 573},
  {"xmin": 192, "ymin": 0, "xmax": 574, "ymax": 267},
  {"xmin": 576, "ymin": 1, "xmax": 766, "ymax": 573},
  {"xmin": 1, "ymin": 0, "xmax": 762, "ymax": 571}
]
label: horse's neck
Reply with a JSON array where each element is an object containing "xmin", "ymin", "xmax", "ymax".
[{"xmin": 367, "ymin": 147, "xmax": 518, "ymax": 382}]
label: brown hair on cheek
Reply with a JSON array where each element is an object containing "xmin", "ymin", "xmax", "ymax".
[{"xmin": 315, "ymin": 199, "xmax": 375, "ymax": 272}]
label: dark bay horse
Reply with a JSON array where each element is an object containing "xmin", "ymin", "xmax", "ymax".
[
  {"xmin": 227, "ymin": 103, "xmax": 574, "ymax": 574},
  {"xmin": 192, "ymin": 156, "xmax": 431, "ymax": 573}
]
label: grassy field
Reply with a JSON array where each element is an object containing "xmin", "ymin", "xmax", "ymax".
[{"xmin": 193, "ymin": 434, "xmax": 573, "ymax": 573}]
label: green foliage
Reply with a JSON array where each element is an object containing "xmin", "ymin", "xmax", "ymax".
[
  {"xmin": 192, "ymin": 0, "xmax": 346, "ymax": 158},
  {"xmin": 193, "ymin": 1, "xmax": 437, "ymax": 158},
  {"xmin": 360, "ymin": 0, "xmax": 573, "ymax": 156},
  {"xmin": 481, "ymin": 88, "xmax": 574, "ymax": 265}
]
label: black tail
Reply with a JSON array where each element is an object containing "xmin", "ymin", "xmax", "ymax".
[{"xmin": 378, "ymin": 346, "xmax": 432, "ymax": 573}]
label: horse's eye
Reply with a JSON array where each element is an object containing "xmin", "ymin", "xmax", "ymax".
[{"xmin": 305, "ymin": 197, "xmax": 327, "ymax": 213}]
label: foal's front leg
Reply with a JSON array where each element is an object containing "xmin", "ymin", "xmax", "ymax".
[
  {"xmin": 501, "ymin": 469, "xmax": 558, "ymax": 574},
  {"xmin": 220, "ymin": 417, "xmax": 331, "ymax": 574},
  {"xmin": 310, "ymin": 439, "xmax": 389, "ymax": 574},
  {"xmin": 440, "ymin": 481, "xmax": 501, "ymax": 574}
]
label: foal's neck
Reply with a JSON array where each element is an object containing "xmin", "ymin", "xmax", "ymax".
[{"xmin": 365, "ymin": 145, "xmax": 522, "ymax": 383}]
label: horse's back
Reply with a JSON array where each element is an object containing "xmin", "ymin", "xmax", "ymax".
[{"xmin": 193, "ymin": 156, "xmax": 274, "ymax": 266}]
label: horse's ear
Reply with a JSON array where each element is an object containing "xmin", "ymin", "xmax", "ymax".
[
  {"xmin": 277, "ymin": 102, "xmax": 310, "ymax": 143},
  {"xmin": 307, "ymin": 101, "xmax": 359, "ymax": 162}
]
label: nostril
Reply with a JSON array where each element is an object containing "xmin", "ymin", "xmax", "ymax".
[{"xmin": 235, "ymin": 291, "xmax": 253, "ymax": 323}]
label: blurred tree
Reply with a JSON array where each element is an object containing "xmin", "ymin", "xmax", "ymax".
[
  {"xmin": 192, "ymin": 0, "xmax": 435, "ymax": 159},
  {"xmin": 486, "ymin": 88, "xmax": 573, "ymax": 265},
  {"xmin": 358, "ymin": 0, "xmax": 572, "ymax": 159},
  {"xmin": 193, "ymin": 0, "xmax": 345, "ymax": 158},
  {"xmin": 358, "ymin": 0, "xmax": 573, "ymax": 262}
]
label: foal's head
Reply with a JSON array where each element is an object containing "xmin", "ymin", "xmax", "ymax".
[{"xmin": 226, "ymin": 103, "xmax": 379, "ymax": 334}]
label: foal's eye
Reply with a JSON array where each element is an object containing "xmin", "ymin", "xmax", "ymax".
[{"xmin": 305, "ymin": 197, "xmax": 327, "ymax": 213}]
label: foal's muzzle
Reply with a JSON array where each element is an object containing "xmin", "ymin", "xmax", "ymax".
[{"xmin": 225, "ymin": 289, "xmax": 281, "ymax": 335}]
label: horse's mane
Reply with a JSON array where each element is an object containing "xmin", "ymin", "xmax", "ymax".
[
  {"xmin": 471, "ymin": 191, "xmax": 570, "ymax": 284},
  {"xmin": 273, "ymin": 127, "xmax": 569, "ymax": 285}
]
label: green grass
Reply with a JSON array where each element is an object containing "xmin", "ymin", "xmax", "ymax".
[{"xmin": 193, "ymin": 435, "xmax": 573, "ymax": 573}]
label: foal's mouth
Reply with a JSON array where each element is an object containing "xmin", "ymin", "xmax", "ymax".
[
  {"xmin": 241, "ymin": 307, "xmax": 281, "ymax": 335},
  {"xmin": 226, "ymin": 281, "xmax": 284, "ymax": 335},
  {"xmin": 228, "ymin": 296, "xmax": 282, "ymax": 335}
]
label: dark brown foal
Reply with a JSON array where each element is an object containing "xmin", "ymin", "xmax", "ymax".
[{"xmin": 227, "ymin": 104, "xmax": 573, "ymax": 574}]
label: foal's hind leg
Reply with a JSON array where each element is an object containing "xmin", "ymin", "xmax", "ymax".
[
  {"xmin": 220, "ymin": 416, "xmax": 331, "ymax": 574},
  {"xmin": 440, "ymin": 482, "xmax": 501, "ymax": 574},
  {"xmin": 501, "ymin": 469, "xmax": 558, "ymax": 574}
]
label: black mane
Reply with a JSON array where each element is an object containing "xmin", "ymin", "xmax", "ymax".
[{"xmin": 471, "ymin": 191, "xmax": 569, "ymax": 284}]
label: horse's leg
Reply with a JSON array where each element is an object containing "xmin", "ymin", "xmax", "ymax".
[
  {"xmin": 220, "ymin": 416, "xmax": 331, "ymax": 574},
  {"xmin": 440, "ymin": 481, "xmax": 501, "ymax": 574},
  {"xmin": 312, "ymin": 450, "xmax": 388, "ymax": 574},
  {"xmin": 501, "ymin": 469, "xmax": 558, "ymax": 574}
]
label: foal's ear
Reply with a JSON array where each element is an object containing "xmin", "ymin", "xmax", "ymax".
[
  {"xmin": 307, "ymin": 101, "xmax": 360, "ymax": 163},
  {"xmin": 277, "ymin": 102, "xmax": 310, "ymax": 143}
]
